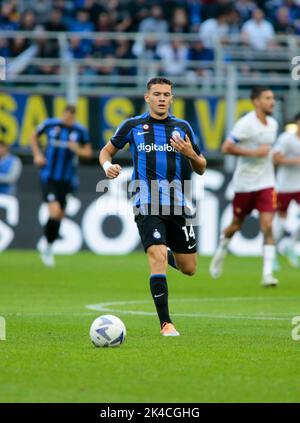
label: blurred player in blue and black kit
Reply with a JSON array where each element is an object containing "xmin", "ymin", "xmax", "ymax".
[
  {"xmin": 100, "ymin": 78, "xmax": 207, "ymax": 336},
  {"xmin": 31, "ymin": 105, "xmax": 92, "ymax": 267}
]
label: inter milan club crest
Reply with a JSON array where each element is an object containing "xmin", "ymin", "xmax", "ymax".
[
  {"xmin": 143, "ymin": 124, "xmax": 149, "ymax": 131},
  {"xmin": 172, "ymin": 130, "xmax": 180, "ymax": 138},
  {"xmin": 153, "ymin": 229, "xmax": 161, "ymax": 240}
]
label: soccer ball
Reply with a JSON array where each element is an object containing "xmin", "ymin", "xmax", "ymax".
[{"xmin": 89, "ymin": 314, "xmax": 126, "ymax": 347}]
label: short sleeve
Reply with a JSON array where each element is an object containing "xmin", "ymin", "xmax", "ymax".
[
  {"xmin": 78, "ymin": 126, "xmax": 89, "ymax": 145},
  {"xmin": 185, "ymin": 122, "xmax": 201, "ymax": 155},
  {"xmin": 228, "ymin": 117, "xmax": 251, "ymax": 144},
  {"xmin": 36, "ymin": 120, "xmax": 47, "ymax": 136},
  {"xmin": 110, "ymin": 119, "xmax": 132, "ymax": 149}
]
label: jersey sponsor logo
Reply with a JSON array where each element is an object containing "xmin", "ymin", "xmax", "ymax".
[
  {"xmin": 49, "ymin": 139, "xmax": 71, "ymax": 148},
  {"xmin": 137, "ymin": 143, "xmax": 176, "ymax": 153}
]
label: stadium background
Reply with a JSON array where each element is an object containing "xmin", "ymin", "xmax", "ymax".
[{"xmin": 1, "ymin": 0, "xmax": 300, "ymax": 254}]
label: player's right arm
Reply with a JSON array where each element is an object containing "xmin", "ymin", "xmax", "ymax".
[
  {"xmin": 222, "ymin": 140, "xmax": 270, "ymax": 157},
  {"xmin": 31, "ymin": 122, "xmax": 47, "ymax": 167},
  {"xmin": 99, "ymin": 119, "xmax": 132, "ymax": 179},
  {"xmin": 273, "ymin": 133, "xmax": 300, "ymax": 165},
  {"xmin": 221, "ymin": 116, "xmax": 270, "ymax": 157},
  {"xmin": 99, "ymin": 141, "xmax": 122, "ymax": 179}
]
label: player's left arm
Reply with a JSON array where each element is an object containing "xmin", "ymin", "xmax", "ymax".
[{"xmin": 170, "ymin": 129, "xmax": 206, "ymax": 175}]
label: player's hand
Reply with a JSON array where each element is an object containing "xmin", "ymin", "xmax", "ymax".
[
  {"xmin": 105, "ymin": 164, "xmax": 122, "ymax": 179},
  {"xmin": 273, "ymin": 151, "xmax": 284, "ymax": 164},
  {"xmin": 170, "ymin": 134, "xmax": 196, "ymax": 159},
  {"xmin": 34, "ymin": 153, "xmax": 46, "ymax": 167},
  {"xmin": 254, "ymin": 145, "xmax": 271, "ymax": 157},
  {"xmin": 68, "ymin": 141, "xmax": 79, "ymax": 154}
]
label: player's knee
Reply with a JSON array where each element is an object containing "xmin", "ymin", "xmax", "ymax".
[
  {"xmin": 182, "ymin": 266, "xmax": 196, "ymax": 276},
  {"xmin": 181, "ymin": 261, "xmax": 197, "ymax": 276},
  {"xmin": 147, "ymin": 246, "xmax": 167, "ymax": 267}
]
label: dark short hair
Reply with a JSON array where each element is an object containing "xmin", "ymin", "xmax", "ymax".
[
  {"xmin": 294, "ymin": 112, "xmax": 300, "ymax": 122},
  {"xmin": 147, "ymin": 77, "xmax": 173, "ymax": 91},
  {"xmin": 251, "ymin": 86, "xmax": 272, "ymax": 100},
  {"xmin": 64, "ymin": 104, "xmax": 76, "ymax": 114}
]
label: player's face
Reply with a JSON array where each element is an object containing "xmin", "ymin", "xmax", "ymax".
[
  {"xmin": 254, "ymin": 90, "xmax": 275, "ymax": 116},
  {"xmin": 63, "ymin": 110, "xmax": 76, "ymax": 126},
  {"xmin": 0, "ymin": 143, "xmax": 8, "ymax": 158},
  {"xmin": 144, "ymin": 84, "xmax": 173, "ymax": 118}
]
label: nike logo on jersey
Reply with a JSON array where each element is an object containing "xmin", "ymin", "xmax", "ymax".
[
  {"xmin": 137, "ymin": 131, "xmax": 150, "ymax": 135},
  {"xmin": 154, "ymin": 293, "xmax": 165, "ymax": 298},
  {"xmin": 188, "ymin": 243, "xmax": 196, "ymax": 249}
]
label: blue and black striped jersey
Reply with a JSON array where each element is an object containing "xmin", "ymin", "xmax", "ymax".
[
  {"xmin": 36, "ymin": 118, "xmax": 89, "ymax": 184},
  {"xmin": 110, "ymin": 112, "xmax": 201, "ymax": 211}
]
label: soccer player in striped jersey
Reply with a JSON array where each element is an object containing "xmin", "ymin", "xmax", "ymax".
[
  {"xmin": 99, "ymin": 77, "xmax": 207, "ymax": 336},
  {"xmin": 273, "ymin": 113, "xmax": 300, "ymax": 268},
  {"xmin": 210, "ymin": 86, "xmax": 279, "ymax": 286},
  {"xmin": 31, "ymin": 105, "xmax": 92, "ymax": 267}
]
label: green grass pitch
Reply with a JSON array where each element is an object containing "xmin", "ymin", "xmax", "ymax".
[{"xmin": 0, "ymin": 251, "xmax": 300, "ymax": 403}]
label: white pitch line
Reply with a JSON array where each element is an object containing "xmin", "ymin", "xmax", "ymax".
[{"xmin": 85, "ymin": 299, "xmax": 297, "ymax": 321}]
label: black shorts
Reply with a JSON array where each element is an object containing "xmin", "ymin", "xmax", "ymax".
[
  {"xmin": 41, "ymin": 179, "xmax": 72, "ymax": 209},
  {"xmin": 135, "ymin": 214, "xmax": 197, "ymax": 254}
]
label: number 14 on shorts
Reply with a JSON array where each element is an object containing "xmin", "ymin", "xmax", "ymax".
[{"xmin": 182, "ymin": 225, "xmax": 195, "ymax": 242}]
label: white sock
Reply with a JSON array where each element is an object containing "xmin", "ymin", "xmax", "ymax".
[
  {"xmin": 273, "ymin": 215, "xmax": 286, "ymax": 243},
  {"xmin": 263, "ymin": 245, "xmax": 275, "ymax": 276},
  {"xmin": 216, "ymin": 234, "xmax": 230, "ymax": 256}
]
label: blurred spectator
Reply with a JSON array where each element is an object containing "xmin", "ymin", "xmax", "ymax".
[
  {"xmin": 273, "ymin": 6, "xmax": 296, "ymax": 34},
  {"xmin": 0, "ymin": 38, "xmax": 10, "ymax": 58},
  {"xmin": 85, "ymin": 38, "xmax": 116, "ymax": 78},
  {"xmin": 138, "ymin": 4, "xmax": 168, "ymax": 33},
  {"xmin": 157, "ymin": 38, "xmax": 189, "ymax": 76},
  {"xmin": 115, "ymin": 39, "xmax": 136, "ymax": 76},
  {"xmin": 132, "ymin": 35, "xmax": 161, "ymax": 80},
  {"xmin": 19, "ymin": 10, "xmax": 37, "ymax": 31},
  {"xmin": 9, "ymin": 37, "xmax": 28, "ymax": 57},
  {"xmin": 33, "ymin": 26, "xmax": 60, "ymax": 75},
  {"xmin": 69, "ymin": 36, "xmax": 91, "ymax": 58},
  {"xmin": 198, "ymin": 5, "xmax": 235, "ymax": 49},
  {"xmin": 19, "ymin": 0, "xmax": 52, "ymax": 22},
  {"xmin": 116, "ymin": 0, "xmax": 150, "ymax": 32},
  {"xmin": 186, "ymin": 0, "xmax": 202, "ymax": 32},
  {"xmin": 0, "ymin": 2, "xmax": 19, "ymax": 30},
  {"xmin": 44, "ymin": 8, "xmax": 67, "ymax": 32},
  {"xmin": 187, "ymin": 39, "xmax": 214, "ymax": 79},
  {"xmin": 68, "ymin": 8, "xmax": 94, "ymax": 32},
  {"xmin": 82, "ymin": 0, "xmax": 105, "ymax": 26},
  {"xmin": 235, "ymin": 0, "xmax": 257, "ymax": 24},
  {"xmin": 188, "ymin": 39, "xmax": 214, "ymax": 62},
  {"xmin": 95, "ymin": 12, "xmax": 114, "ymax": 32},
  {"xmin": 170, "ymin": 7, "xmax": 189, "ymax": 33},
  {"xmin": 0, "ymin": 142, "xmax": 22, "ymax": 196},
  {"xmin": 241, "ymin": 8, "xmax": 275, "ymax": 50}
]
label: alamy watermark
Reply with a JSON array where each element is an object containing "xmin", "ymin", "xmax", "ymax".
[
  {"xmin": 291, "ymin": 316, "xmax": 300, "ymax": 341},
  {"xmin": 0, "ymin": 56, "xmax": 6, "ymax": 81},
  {"xmin": 0, "ymin": 316, "xmax": 6, "ymax": 341},
  {"xmin": 96, "ymin": 175, "xmax": 205, "ymax": 226},
  {"xmin": 291, "ymin": 56, "xmax": 300, "ymax": 81}
]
